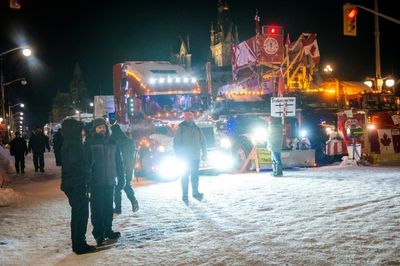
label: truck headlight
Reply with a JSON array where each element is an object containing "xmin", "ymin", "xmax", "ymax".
[
  {"xmin": 220, "ymin": 138, "xmax": 232, "ymax": 148},
  {"xmin": 208, "ymin": 151, "xmax": 234, "ymax": 170},
  {"xmin": 157, "ymin": 145, "xmax": 166, "ymax": 152},
  {"xmin": 251, "ymin": 127, "xmax": 268, "ymax": 144},
  {"xmin": 158, "ymin": 157, "xmax": 187, "ymax": 181}
]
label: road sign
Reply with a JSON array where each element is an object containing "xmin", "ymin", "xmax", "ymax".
[{"xmin": 271, "ymin": 97, "xmax": 296, "ymax": 117}]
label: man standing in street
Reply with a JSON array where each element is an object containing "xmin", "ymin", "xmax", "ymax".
[
  {"xmin": 61, "ymin": 118, "xmax": 96, "ymax": 255},
  {"xmin": 86, "ymin": 118, "xmax": 123, "ymax": 246},
  {"xmin": 267, "ymin": 117, "xmax": 284, "ymax": 177},
  {"xmin": 27, "ymin": 126, "xmax": 50, "ymax": 172},
  {"xmin": 10, "ymin": 132, "xmax": 27, "ymax": 174},
  {"xmin": 110, "ymin": 123, "xmax": 139, "ymax": 214},
  {"xmin": 173, "ymin": 112, "xmax": 207, "ymax": 204}
]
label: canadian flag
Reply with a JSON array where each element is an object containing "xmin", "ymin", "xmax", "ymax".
[
  {"xmin": 302, "ymin": 33, "xmax": 320, "ymax": 64},
  {"xmin": 377, "ymin": 129, "xmax": 395, "ymax": 154}
]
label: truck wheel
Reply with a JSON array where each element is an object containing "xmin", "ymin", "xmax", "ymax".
[{"xmin": 233, "ymin": 138, "xmax": 253, "ymax": 172}]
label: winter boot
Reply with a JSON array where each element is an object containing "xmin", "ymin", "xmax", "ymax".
[
  {"xmin": 271, "ymin": 163, "xmax": 277, "ymax": 176},
  {"xmin": 95, "ymin": 236, "xmax": 105, "ymax": 246},
  {"xmin": 74, "ymin": 243, "xmax": 97, "ymax": 255},
  {"xmin": 105, "ymin": 231, "xmax": 121, "ymax": 240},
  {"xmin": 131, "ymin": 199, "xmax": 139, "ymax": 213},
  {"xmin": 182, "ymin": 195, "xmax": 189, "ymax": 205},
  {"xmin": 275, "ymin": 164, "xmax": 283, "ymax": 177},
  {"xmin": 192, "ymin": 192, "xmax": 204, "ymax": 201}
]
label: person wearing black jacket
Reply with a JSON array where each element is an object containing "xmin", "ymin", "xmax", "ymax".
[
  {"xmin": 61, "ymin": 119, "xmax": 96, "ymax": 255},
  {"xmin": 110, "ymin": 124, "xmax": 139, "ymax": 214},
  {"xmin": 53, "ymin": 129, "xmax": 63, "ymax": 166},
  {"xmin": 10, "ymin": 132, "xmax": 27, "ymax": 174},
  {"xmin": 27, "ymin": 127, "xmax": 50, "ymax": 172},
  {"xmin": 87, "ymin": 118, "xmax": 123, "ymax": 246}
]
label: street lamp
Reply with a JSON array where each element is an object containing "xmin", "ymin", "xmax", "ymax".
[
  {"xmin": 9, "ymin": 102, "xmax": 25, "ymax": 140},
  {"xmin": 0, "ymin": 46, "xmax": 31, "ymax": 142}
]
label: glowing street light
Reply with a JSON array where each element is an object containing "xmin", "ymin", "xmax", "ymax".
[{"xmin": 385, "ymin": 78, "xmax": 395, "ymax": 87}]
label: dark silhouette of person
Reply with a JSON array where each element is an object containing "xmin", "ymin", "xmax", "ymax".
[
  {"xmin": 110, "ymin": 124, "xmax": 139, "ymax": 214},
  {"xmin": 10, "ymin": 132, "xmax": 27, "ymax": 174},
  {"xmin": 27, "ymin": 126, "xmax": 50, "ymax": 172},
  {"xmin": 61, "ymin": 118, "xmax": 96, "ymax": 255},
  {"xmin": 86, "ymin": 118, "xmax": 123, "ymax": 246},
  {"xmin": 53, "ymin": 129, "xmax": 63, "ymax": 166}
]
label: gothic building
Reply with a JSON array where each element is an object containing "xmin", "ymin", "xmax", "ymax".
[
  {"xmin": 209, "ymin": 0, "xmax": 239, "ymax": 67},
  {"xmin": 172, "ymin": 36, "xmax": 192, "ymax": 71}
]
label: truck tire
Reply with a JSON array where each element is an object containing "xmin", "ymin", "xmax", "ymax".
[{"xmin": 233, "ymin": 137, "xmax": 253, "ymax": 172}]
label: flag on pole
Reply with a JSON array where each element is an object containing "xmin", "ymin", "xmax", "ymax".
[
  {"xmin": 255, "ymin": 11, "xmax": 261, "ymax": 35},
  {"xmin": 277, "ymin": 68, "xmax": 285, "ymax": 97},
  {"xmin": 302, "ymin": 33, "xmax": 320, "ymax": 64}
]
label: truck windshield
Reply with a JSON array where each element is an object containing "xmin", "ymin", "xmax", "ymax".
[
  {"xmin": 142, "ymin": 95, "xmax": 204, "ymax": 114},
  {"xmin": 227, "ymin": 100, "xmax": 268, "ymax": 113}
]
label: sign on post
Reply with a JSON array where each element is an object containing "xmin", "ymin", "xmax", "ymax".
[{"xmin": 271, "ymin": 97, "xmax": 296, "ymax": 117}]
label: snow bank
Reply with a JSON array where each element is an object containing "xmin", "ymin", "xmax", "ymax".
[{"xmin": 0, "ymin": 188, "xmax": 21, "ymax": 207}]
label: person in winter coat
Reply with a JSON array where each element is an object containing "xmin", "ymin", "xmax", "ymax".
[
  {"xmin": 267, "ymin": 117, "xmax": 284, "ymax": 177},
  {"xmin": 173, "ymin": 112, "xmax": 207, "ymax": 204},
  {"xmin": 10, "ymin": 132, "xmax": 27, "ymax": 174},
  {"xmin": 61, "ymin": 119, "xmax": 96, "ymax": 255},
  {"xmin": 86, "ymin": 118, "xmax": 123, "ymax": 246},
  {"xmin": 110, "ymin": 124, "xmax": 139, "ymax": 214},
  {"xmin": 61, "ymin": 119, "xmax": 96, "ymax": 254},
  {"xmin": 27, "ymin": 127, "xmax": 50, "ymax": 172},
  {"xmin": 53, "ymin": 129, "xmax": 63, "ymax": 166}
]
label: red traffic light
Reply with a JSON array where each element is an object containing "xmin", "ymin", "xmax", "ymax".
[
  {"xmin": 348, "ymin": 8, "xmax": 357, "ymax": 20},
  {"xmin": 262, "ymin": 25, "xmax": 283, "ymax": 35}
]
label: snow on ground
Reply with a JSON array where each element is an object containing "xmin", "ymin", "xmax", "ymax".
[{"xmin": 0, "ymin": 153, "xmax": 399, "ymax": 265}]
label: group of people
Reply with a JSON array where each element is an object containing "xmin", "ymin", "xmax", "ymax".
[
  {"xmin": 10, "ymin": 127, "xmax": 51, "ymax": 174},
  {"xmin": 61, "ymin": 112, "xmax": 209, "ymax": 255},
  {"xmin": 61, "ymin": 118, "xmax": 139, "ymax": 255},
  {"xmin": 57, "ymin": 111, "xmax": 282, "ymax": 255}
]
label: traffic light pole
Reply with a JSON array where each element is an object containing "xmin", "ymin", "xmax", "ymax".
[
  {"xmin": 349, "ymin": 3, "xmax": 400, "ymax": 25},
  {"xmin": 347, "ymin": 1, "xmax": 400, "ymax": 91}
]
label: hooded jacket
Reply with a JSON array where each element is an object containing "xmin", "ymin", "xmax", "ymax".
[
  {"xmin": 110, "ymin": 124, "xmax": 135, "ymax": 172},
  {"xmin": 173, "ymin": 121, "xmax": 207, "ymax": 161},
  {"xmin": 61, "ymin": 119, "xmax": 91, "ymax": 192},
  {"xmin": 86, "ymin": 124, "xmax": 124, "ymax": 187}
]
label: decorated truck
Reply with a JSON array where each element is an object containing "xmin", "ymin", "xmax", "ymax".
[
  {"xmin": 113, "ymin": 61, "xmax": 233, "ymax": 180},
  {"xmin": 329, "ymin": 92, "xmax": 400, "ymax": 164}
]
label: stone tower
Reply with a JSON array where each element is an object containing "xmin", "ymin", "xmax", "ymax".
[{"xmin": 210, "ymin": 0, "xmax": 238, "ymax": 67}]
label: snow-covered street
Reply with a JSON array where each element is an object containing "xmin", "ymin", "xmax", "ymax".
[{"xmin": 1, "ymin": 153, "xmax": 399, "ymax": 265}]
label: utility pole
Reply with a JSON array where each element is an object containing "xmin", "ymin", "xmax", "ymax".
[{"xmin": 373, "ymin": 0, "xmax": 382, "ymax": 86}]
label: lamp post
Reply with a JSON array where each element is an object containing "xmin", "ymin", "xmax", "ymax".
[
  {"xmin": 9, "ymin": 103, "xmax": 25, "ymax": 139},
  {"xmin": 0, "ymin": 46, "xmax": 31, "ymax": 141}
]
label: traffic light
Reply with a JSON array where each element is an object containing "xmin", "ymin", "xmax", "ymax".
[
  {"xmin": 9, "ymin": 0, "xmax": 21, "ymax": 9},
  {"xmin": 127, "ymin": 97, "xmax": 135, "ymax": 117},
  {"xmin": 343, "ymin": 5, "xmax": 358, "ymax": 36}
]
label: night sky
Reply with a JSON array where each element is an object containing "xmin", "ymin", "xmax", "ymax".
[{"xmin": 1, "ymin": 0, "xmax": 399, "ymax": 127}]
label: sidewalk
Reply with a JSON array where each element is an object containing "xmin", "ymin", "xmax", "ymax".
[{"xmin": 2, "ymin": 152, "xmax": 59, "ymax": 189}]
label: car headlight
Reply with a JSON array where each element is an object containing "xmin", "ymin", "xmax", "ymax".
[
  {"xmin": 207, "ymin": 151, "xmax": 234, "ymax": 170},
  {"xmin": 251, "ymin": 127, "xmax": 268, "ymax": 144},
  {"xmin": 220, "ymin": 138, "xmax": 232, "ymax": 148},
  {"xmin": 157, "ymin": 157, "xmax": 187, "ymax": 181},
  {"xmin": 157, "ymin": 145, "xmax": 166, "ymax": 152}
]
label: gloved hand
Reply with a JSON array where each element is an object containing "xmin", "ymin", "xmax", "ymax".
[{"xmin": 201, "ymin": 153, "xmax": 207, "ymax": 161}]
